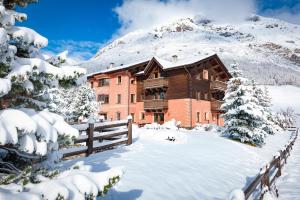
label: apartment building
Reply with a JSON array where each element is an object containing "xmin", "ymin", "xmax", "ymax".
[{"xmin": 88, "ymin": 54, "xmax": 231, "ymax": 128}]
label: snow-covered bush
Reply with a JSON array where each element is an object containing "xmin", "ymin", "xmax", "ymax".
[
  {"xmin": 143, "ymin": 119, "xmax": 180, "ymax": 130},
  {"xmin": 221, "ymin": 63, "xmax": 267, "ymax": 146},
  {"xmin": 274, "ymin": 107, "xmax": 296, "ymax": 129},
  {"xmin": 193, "ymin": 123, "xmax": 223, "ymax": 132},
  {"xmin": 0, "ymin": 165, "xmax": 123, "ymax": 200},
  {"xmin": 49, "ymin": 83, "xmax": 99, "ymax": 123}
]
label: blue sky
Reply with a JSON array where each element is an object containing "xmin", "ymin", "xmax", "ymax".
[{"xmin": 17, "ymin": 0, "xmax": 300, "ymax": 61}]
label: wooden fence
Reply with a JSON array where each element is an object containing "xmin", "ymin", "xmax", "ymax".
[
  {"xmin": 242, "ymin": 127, "xmax": 299, "ymax": 200},
  {"xmin": 62, "ymin": 119, "xmax": 133, "ymax": 158}
]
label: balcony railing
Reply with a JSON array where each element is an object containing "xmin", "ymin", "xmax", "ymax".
[
  {"xmin": 210, "ymin": 80, "xmax": 227, "ymax": 91},
  {"xmin": 211, "ymin": 100, "xmax": 224, "ymax": 112},
  {"xmin": 144, "ymin": 99, "xmax": 168, "ymax": 110},
  {"xmin": 144, "ymin": 77, "xmax": 168, "ymax": 89}
]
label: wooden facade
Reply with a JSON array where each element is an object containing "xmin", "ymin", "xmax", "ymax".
[{"xmin": 87, "ymin": 54, "xmax": 231, "ymax": 128}]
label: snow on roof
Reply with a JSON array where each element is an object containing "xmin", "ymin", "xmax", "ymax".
[
  {"xmin": 88, "ymin": 54, "xmax": 216, "ymax": 77},
  {"xmin": 153, "ymin": 54, "xmax": 215, "ymax": 69},
  {"xmin": 87, "ymin": 59, "xmax": 149, "ymax": 77}
]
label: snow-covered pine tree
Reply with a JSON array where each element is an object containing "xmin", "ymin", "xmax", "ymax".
[
  {"xmin": 71, "ymin": 83, "xmax": 99, "ymax": 122},
  {"xmin": 221, "ymin": 63, "xmax": 267, "ymax": 146},
  {"xmin": 49, "ymin": 83, "xmax": 99, "ymax": 123},
  {"xmin": 0, "ymin": 2, "xmax": 122, "ymax": 197},
  {"xmin": 0, "ymin": 0, "xmax": 85, "ymax": 171},
  {"xmin": 251, "ymin": 81, "xmax": 280, "ymax": 135}
]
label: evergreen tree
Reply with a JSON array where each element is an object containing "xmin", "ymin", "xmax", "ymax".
[
  {"xmin": 0, "ymin": 0, "xmax": 85, "ymax": 172},
  {"xmin": 72, "ymin": 83, "xmax": 99, "ymax": 122},
  {"xmin": 221, "ymin": 63, "xmax": 267, "ymax": 146},
  {"xmin": 252, "ymin": 83, "xmax": 281, "ymax": 134},
  {"xmin": 49, "ymin": 83, "xmax": 99, "ymax": 123}
]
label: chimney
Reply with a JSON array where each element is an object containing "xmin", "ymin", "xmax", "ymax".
[
  {"xmin": 109, "ymin": 62, "xmax": 115, "ymax": 68},
  {"xmin": 172, "ymin": 55, "xmax": 178, "ymax": 62}
]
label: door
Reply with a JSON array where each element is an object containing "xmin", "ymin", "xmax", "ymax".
[{"xmin": 154, "ymin": 113, "xmax": 164, "ymax": 124}]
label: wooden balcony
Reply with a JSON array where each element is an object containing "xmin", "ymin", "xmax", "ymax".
[
  {"xmin": 144, "ymin": 99, "xmax": 168, "ymax": 111},
  {"xmin": 210, "ymin": 80, "xmax": 227, "ymax": 91},
  {"xmin": 211, "ymin": 100, "xmax": 224, "ymax": 112},
  {"xmin": 144, "ymin": 78, "xmax": 168, "ymax": 90}
]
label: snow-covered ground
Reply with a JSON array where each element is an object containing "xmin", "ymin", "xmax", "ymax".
[
  {"xmin": 48, "ymin": 85, "xmax": 298, "ymax": 200},
  {"xmin": 0, "ymin": 86, "xmax": 298, "ymax": 199},
  {"xmin": 276, "ymin": 133, "xmax": 300, "ymax": 200},
  {"xmin": 266, "ymin": 85, "xmax": 300, "ymax": 199},
  {"xmin": 59, "ymin": 126, "xmax": 291, "ymax": 200}
]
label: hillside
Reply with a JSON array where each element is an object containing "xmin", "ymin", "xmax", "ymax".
[{"xmin": 81, "ymin": 15, "xmax": 300, "ymax": 86}]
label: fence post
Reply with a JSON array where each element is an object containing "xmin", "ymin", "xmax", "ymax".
[
  {"xmin": 283, "ymin": 149, "xmax": 287, "ymax": 164},
  {"xmin": 261, "ymin": 165, "xmax": 270, "ymax": 192},
  {"xmin": 127, "ymin": 118, "xmax": 132, "ymax": 145},
  {"xmin": 86, "ymin": 123, "xmax": 94, "ymax": 156},
  {"xmin": 276, "ymin": 151, "xmax": 282, "ymax": 177}
]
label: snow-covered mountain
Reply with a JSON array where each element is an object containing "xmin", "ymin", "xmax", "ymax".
[{"xmin": 81, "ymin": 15, "xmax": 300, "ymax": 86}]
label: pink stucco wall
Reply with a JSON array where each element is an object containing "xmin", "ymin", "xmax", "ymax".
[{"xmin": 90, "ymin": 72, "xmax": 224, "ymax": 127}]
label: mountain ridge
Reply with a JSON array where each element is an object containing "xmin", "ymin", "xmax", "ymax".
[{"xmin": 81, "ymin": 15, "xmax": 300, "ymax": 86}]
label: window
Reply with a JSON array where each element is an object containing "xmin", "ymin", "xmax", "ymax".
[
  {"xmin": 116, "ymin": 112, "xmax": 121, "ymax": 120},
  {"xmin": 212, "ymin": 114, "xmax": 216, "ymax": 121},
  {"xmin": 131, "ymin": 94, "xmax": 135, "ymax": 103},
  {"xmin": 140, "ymin": 112, "xmax": 145, "ymax": 120},
  {"xmin": 154, "ymin": 113, "xmax": 164, "ymax": 123},
  {"xmin": 117, "ymin": 94, "xmax": 121, "ymax": 104},
  {"xmin": 204, "ymin": 92, "xmax": 208, "ymax": 100},
  {"xmin": 205, "ymin": 112, "xmax": 210, "ymax": 121},
  {"xmin": 98, "ymin": 78, "xmax": 109, "ymax": 87},
  {"xmin": 154, "ymin": 72, "xmax": 159, "ymax": 78},
  {"xmin": 98, "ymin": 94, "xmax": 109, "ymax": 104},
  {"xmin": 196, "ymin": 91, "xmax": 201, "ymax": 100},
  {"xmin": 131, "ymin": 79, "xmax": 136, "ymax": 84},
  {"xmin": 203, "ymin": 70, "xmax": 209, "ymax": 80},
  {"xmin": 117, "ymin": 76, "xmax": 122, "ymax": 84},
  {"xmin": 196, "ymin": 112, "xmax": 201, "ymax": 123},
  {"xmin": 131, "ymin": 113, "xmax": 135, "ymax": 122}
]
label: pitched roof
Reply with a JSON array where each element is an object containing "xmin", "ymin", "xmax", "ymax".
[{"xmin": 87, "ymin": 54, "xmax": 231, "ymax": 78}]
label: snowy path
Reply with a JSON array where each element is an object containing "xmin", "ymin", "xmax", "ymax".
[
  {"xmin": 277, "ymin": 131, "xmax": 300, "ymax": 200},
  {"xmin": 59, "ymin": 127, "xmax": 291, "ymax": 200}
]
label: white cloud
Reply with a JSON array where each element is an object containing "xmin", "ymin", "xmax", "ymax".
[
  {"xmin": 261, "ymin": 3, "xmax": 300, "ymax": 25},
  {"xmin": 114, "ymin": 0, "xmax": 256, "ymax": 34},
  {"xmin": 45, "ymin": 40, "xmax": 102, "ymax": 62}
]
